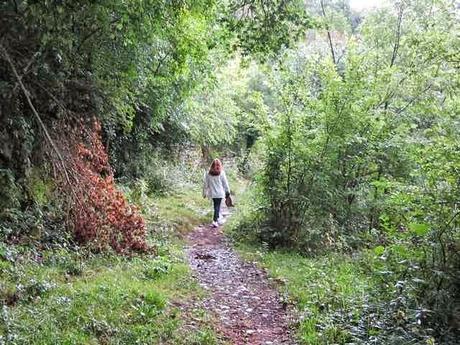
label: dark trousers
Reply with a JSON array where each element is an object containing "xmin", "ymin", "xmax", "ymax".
[{"xmin": 212, "ymin": 198, "xmax": 222, "ymax": 222}]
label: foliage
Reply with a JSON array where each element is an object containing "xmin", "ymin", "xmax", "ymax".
[
  {"xmin": 181, "ymin": 58, "xmax": 270, "ymax": 165},
  {"xmin": 230, "ymin": 0, "xmax": 460, "ymax": 341},
  {"xmin": 0, "ymin": 170, "xmax": 22, "ymax": 218},
  {"xmin": 238, "ymin": 0, "xmax": 459, "ymax": 250},
  {"xmin": 222, "ymin": 0, "xmax": 314, "ymax": 58},
  {"xmin": 0, "ymin": 167, "xmax": 67, "ymax": 245},
  {"xmin": 182, "ymin": 63, "xmax": 240, "ymax": 149}
]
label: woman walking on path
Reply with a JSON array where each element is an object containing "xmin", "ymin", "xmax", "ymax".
[{"xmin": 203, "ymin": 159, "xmax": 230, "ymax": 228}]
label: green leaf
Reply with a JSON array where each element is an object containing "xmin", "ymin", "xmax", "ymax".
[
  {"xmin": 373, "ymin": 245, "xmax": 385, "ymax": 256},
  {"xmin": 408, "ymin": 223, "xmax": 430, "ymax": 236}
]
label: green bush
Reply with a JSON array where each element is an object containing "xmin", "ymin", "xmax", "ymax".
[{"xmin": 229, "ymin": 1, "xmax": 459, "ymax": 341}]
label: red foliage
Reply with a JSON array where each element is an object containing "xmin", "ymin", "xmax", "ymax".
[{"xmin": 68, "ymin": 119, "xmax": 147, "ymax": 253}]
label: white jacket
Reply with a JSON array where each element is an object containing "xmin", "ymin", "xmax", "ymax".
[{"xmin": 203, "ymin": 171, "xmax": 230, "ymax": 199}]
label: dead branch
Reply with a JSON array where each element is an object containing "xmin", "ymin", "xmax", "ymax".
[{"xmin": 0, "ymin": 44, "xmax": 73, "ymax": 190}]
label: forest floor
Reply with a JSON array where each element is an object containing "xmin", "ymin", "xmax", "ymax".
[{"xmin": 183, "ymin": 209, "xmax": 295, "ymax": 345}]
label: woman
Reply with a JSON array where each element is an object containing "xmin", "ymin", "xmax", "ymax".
[{"xmin": 203, "ymin": 158, "xmax": 230, "ymax": 228}]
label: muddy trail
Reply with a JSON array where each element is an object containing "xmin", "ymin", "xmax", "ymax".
[{"xmin": 185, "ymin": 212, "xmax": 295, "ymax": 345}]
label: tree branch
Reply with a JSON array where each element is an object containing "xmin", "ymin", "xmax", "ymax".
[
  {"xmin": 394, "ymin": 83, "xmax": 433, "ymax": 115},
  {"xmin": 390, "ymin": 4, "xmax": 404, "ymax": 68},
  {"xmin": 152, "ymin": 51, "xmax": 170, "ymax": 76},
  {"xmin": 11, "ymin": 48, "xmax": 42, "ymax": 94},
  {"xmin": 320, "ymin": 0, "xmax": 336, "ymax": 66}
]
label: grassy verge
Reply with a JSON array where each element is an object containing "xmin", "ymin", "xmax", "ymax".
[
  {"xmin": 234, "ymin": 243, "xmax": 376, "ymax": 345},
  {"xmin": 0, "ymin": 187, "xmax": 218, "ymax": 345}
]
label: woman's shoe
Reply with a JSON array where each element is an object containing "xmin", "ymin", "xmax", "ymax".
[{"xmin": 211, "ymin": 221, "xmax": 219, "ymax": 228}]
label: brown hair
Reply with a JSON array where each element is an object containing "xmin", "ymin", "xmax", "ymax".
[{"xmin": 209, "ymin": 158, "xmax": 223, "ymax": 176}]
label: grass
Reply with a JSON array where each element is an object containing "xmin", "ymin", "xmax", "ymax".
[
  {"xmin": 235, "ymin": 243, "xmax": 376, "ymax": 345},
  {"xmin": 0, "ymin": 187, "xmax": 219, "ymax": 345},
  {"xmin": 151, "ymin": 189, "xmax": 211, "ymax": 233}
]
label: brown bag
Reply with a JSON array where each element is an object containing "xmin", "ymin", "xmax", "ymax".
[{"xmin": 225, "ymin": 195, "xmax": 234, "ymax": 207}]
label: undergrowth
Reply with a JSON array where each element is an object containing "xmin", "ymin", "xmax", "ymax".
[
  {"xmin": 234, "ymin": 242, "xmax": 452, "ymax": 345},
  {"xmin": 0, "ymin": 184, "xmax": 218, "ymax": 344},
  {"xmin": 228, "ymin": 180, "xmax": 459, "ymax": 344}
]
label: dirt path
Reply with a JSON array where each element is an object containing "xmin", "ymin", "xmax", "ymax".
[{"xmin": 185, "ymin": 213, "xmax": 295, "ymax": 345}]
